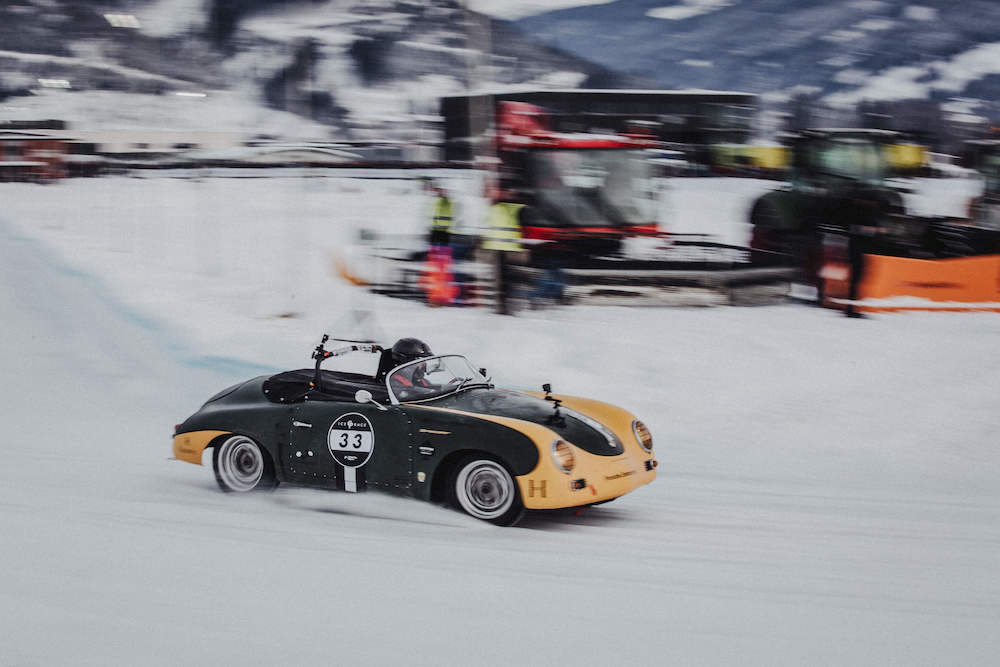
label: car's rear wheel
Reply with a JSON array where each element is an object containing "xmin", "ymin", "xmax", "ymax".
[
  {"xmin": 450, "ymin": 456, "xmax": 524, "ymax": 526},
  {"xmin": 213, "ymin": 435, "xmax": 276, "ymax": 493}
]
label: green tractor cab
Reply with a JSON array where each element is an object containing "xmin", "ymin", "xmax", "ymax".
[{"xmin": 749, "ymin": 129, "xmax": 920, "ymax": 283}]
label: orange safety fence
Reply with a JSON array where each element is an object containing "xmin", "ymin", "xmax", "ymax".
[{"xmin": 824, "ymin": 253, "xmax": 1000, "ymax": 312}]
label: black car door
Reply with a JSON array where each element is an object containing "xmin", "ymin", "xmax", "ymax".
[{"xmin": 286, "ymin": 402, "xmax": 412, "ymax": 493}]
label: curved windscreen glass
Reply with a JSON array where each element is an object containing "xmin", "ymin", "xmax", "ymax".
[
  {"xmin": 983, "ymin": 153, "xmax": 1000, "ymax": 195},
  {"xmin": 809, "ymin": 139, "xmax": 886, "ymax": 183},
  {"xmin": 387, "ymin": 355, "xmax": 487, "ymax": 403},
  {"xmin": 527, "ymin": 149, "xmax": 654, "ymax": 227}
]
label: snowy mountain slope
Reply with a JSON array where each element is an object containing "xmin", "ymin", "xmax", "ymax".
[
  {"xmin": 2, "ymin": 173, "xmax": 999, "ymax": 664},
  {"xmin": 466, "ymin": 0, "xmax": 619, "ymax": 20},
  {"xmin": 515, "ymin": 0, "xmax": 1000, "ymax": 108},
  {"xmin": 0, "ymin": 0, "xmax": 649, "ymax": 139}
]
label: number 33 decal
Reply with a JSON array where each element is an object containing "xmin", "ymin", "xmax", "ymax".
[
  {"xmin": 337, "ymin": 432, "xmax": 364, "ymax": 449},
  {"xmin": 328, "ymin": 412, "xmax": 375, "ymax": 469}
]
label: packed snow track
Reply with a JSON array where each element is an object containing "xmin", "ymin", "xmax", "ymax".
[{"xmin": 2, "ymin": 175, "xmax": 999, "ymax": 665}]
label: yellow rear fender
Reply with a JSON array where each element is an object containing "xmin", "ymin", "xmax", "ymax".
[{"xmin": 173, "ymin": 430, "xmax": 232, "ymax": 465}]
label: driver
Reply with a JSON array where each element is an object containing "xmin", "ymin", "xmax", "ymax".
[
  {"xmin": 391, "ymin": 337, "xmax": 432, "ymax": 368},
  {"xmin": 386, "ymin": 338, "xmax": 435, "ymax": 395}
]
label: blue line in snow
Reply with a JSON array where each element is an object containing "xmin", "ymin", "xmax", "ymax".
[{"xmin": 1, "ymin": 220, "xmax": 277, "ymax": 377}]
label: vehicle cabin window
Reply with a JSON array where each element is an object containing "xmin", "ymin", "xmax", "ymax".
[
  {"xmin": 983, "ymin": 153, "xmax": 1000, "ymax": 194},
  {"xmin": 528, "ymin": 149, "xmax": 651, "ymax": 227},
  {"xmin": 810, "ymin": 139, "xmax": 885, "ymax": 183}
]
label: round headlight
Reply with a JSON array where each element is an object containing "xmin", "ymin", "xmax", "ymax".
[
  {"xmin": 633, "ymin": 420, "xmax": 653, "ymax": 453},
  {"xmin": 551, "ymin": 439, "xmax": 576, "ymax": 474}
]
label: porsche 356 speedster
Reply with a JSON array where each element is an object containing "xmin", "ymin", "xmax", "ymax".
[{"xmin": 173, "ymin": 336, "xmax": 657, "ymax": 526}]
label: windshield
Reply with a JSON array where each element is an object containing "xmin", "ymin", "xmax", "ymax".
[
  {"xmin": 386, "ymin": 355, "xmax": 487, "ymax": 404},
  {"xmin": 808, "ymin": 139, "xmax": 886, "ymax": 183},
  {"xmin": 983, "ymin": 152, "xmax": 1000, "ymax": 195},
  {"xmin": 527, "ymin": 149, "xmax": 655, "ymax": 227}
]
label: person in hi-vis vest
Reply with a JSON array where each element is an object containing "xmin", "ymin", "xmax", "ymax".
[
  {"xmin": 421, "ymin": 180, "xmax": 458, "ymax": 306},
  {"xmin": 482, "ymin": 189, "xmax": 526, "ymax": 315},
  {"xmin": 427, "ymin": 181, "xmax": 454, "ymax": 248}
]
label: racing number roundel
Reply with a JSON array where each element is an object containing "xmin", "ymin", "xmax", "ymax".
[{"xmin": 328, "ymin": 412, "xmax": 374, "ymax": 468}]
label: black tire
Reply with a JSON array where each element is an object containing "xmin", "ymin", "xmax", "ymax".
[
  {"xmin": 212, "ymin": 435, "xmax": 277, "ymax": 493},
  {"xmin": 448, "ymin": 455, "xmax": 524, "ymax": 526}
]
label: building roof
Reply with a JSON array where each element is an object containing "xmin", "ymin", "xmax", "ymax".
[
  {"xmin": 449, "ymin": 88, "xmax": 756, "ymax": 99},
  {"xmin": 0, "ymin": 130, "xmax": 71, "ymax": 141}
]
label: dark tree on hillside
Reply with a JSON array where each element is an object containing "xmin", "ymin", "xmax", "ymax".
[
  {"xmin": 263, "ymin": 39, "xmax": 346, "ymax": 124},
  {"xmin": 349, "ymin": 35, "xmax": 395, "ymax": 85},
  {"xmin": 786, "ymin": 94, "xmax": 815, "ymax": 132},
  {"xmin": 264, "ymin": 39, "xmax": 319, "ymax": 109},
  {"xmin": 207, "ymin": 0, "xmax": 243, "ymax": 47},
  {"xmin": 207, "ymin": 0, "xmax": 306, "ymax": 47}
]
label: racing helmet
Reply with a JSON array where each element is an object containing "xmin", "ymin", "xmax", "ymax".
[{"xmin": 391, "ymin": 337, "xmax": 433, "ymax": 366}]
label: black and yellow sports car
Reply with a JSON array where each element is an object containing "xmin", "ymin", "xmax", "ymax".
[{"xmin": 173, "ymin": 336, "xmax": 657, "ymax": 526}]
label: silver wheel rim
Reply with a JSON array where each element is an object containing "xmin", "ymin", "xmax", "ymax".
[
  {"xmin": 456, "ymin": 460, "xmax": 514, "ymax": 520},
  {"xmin": 217, "ymin": 436, "xmax": 263, "ymax": 492}
]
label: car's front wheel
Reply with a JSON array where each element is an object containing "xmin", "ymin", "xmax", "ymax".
[
  {"xmin": 450, "ymin": 456, "xmax": 524, "ymax": 526},
  {"xmin": 212, "ymin": 435, "xmax": 276, "ymax": 493}
]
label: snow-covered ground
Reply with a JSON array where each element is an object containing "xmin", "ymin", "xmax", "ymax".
[
  {"xmin": 2, "ymin": 172, "xmax": 998, "ymax": 665},
  {"xmin": 0, "ymin": 88, "xmax": 336, "ymax": 138}
]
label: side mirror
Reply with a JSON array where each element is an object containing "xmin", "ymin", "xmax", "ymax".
[
  {"xmin": 479, "ymin": 367, "xmax": 488, "ymax": 377},
  {"xmin": 355, "ymin": 389, "xmax": 388, "ymax": 411}
]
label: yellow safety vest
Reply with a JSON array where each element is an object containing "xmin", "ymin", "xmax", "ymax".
[
  {"xmin": 431, "ymin": 197, "xmax": 454, "ymax": 232},
  {"xmin": 482, "ymin": 202, "xmax": 524, "ymax": 252}
]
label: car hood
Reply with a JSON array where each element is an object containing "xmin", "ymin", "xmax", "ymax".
[{"xmin": 424, "ymin": 388, "xmax": 624, "ymax": 456}]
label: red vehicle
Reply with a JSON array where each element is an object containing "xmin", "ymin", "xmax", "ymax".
[
  {"xmin": 492, "ymin": 101, "xmax": 663, "ymax": 255},
  {"xmin": 0, "ymin": 131, "xmax": 68, "ymax": 182},
  {"xmin": 364, "ymin": 93, "xmax": 791, "ymax": 307}
]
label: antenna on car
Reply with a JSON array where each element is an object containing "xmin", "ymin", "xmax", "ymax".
[{"xmin": 542, "ymin": 383, "xmax": 565, "ymax": 427}]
